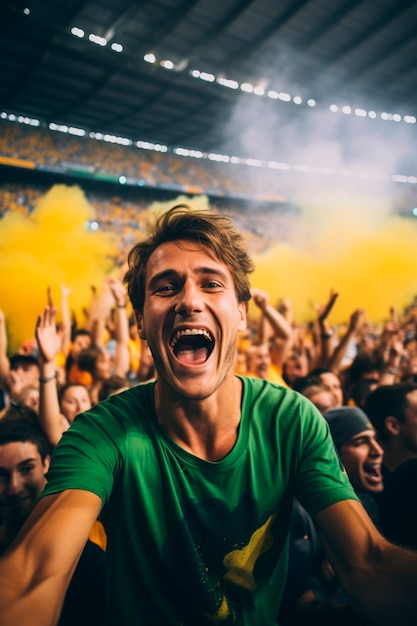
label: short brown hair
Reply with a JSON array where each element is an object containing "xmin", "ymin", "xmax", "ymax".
[{"xmin": 124, "ymin": 204, "xmax": 254, "ymax": 313}]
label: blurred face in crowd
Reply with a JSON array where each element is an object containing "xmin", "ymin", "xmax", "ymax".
[
  {"xmin": 246, "ymin": 344, "xmax": 271, "ymax": 379},
  {"xmin": 71, "ymin": 334, "xmax": 92, "ymax": 357},
  {"xmin": 284, "ymin": 354, "xmax": 308, "ymax": 385},
  {"xmin": 303, "ymin": 386, "xmax": 337, "ymax": 415},
  {"xmin": 60, "ymin": 385, "xmax": 92, "ymax": 424},
  {"xmin": 95, "ymin": 350, "xmax": 112, "ymax": 381},
  {"xmin": 319, "ymin": 372, "xmax": 344, "ymax": 407},
  {"xmin": 0, "ymin": 441, "xmax": 50, "ymax": 528},
  {"xmin": 18, "ymin": 386, "xmax": 40, "ymax": 414},
  {"xmin": 339, "ymin": 430, "xmax": 383, "ymax": 493},
  {"xmin": 10, "ymin": 361, "xmax": 39, "ymax": 388}
]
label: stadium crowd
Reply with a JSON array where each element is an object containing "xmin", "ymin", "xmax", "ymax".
[
  {"xmin": 0, "ymin": 238, "xmax": 417, "ymax": 623},
  {"xmin": 0, "ymin": 125, "xmax": 416, "ymax": 624},
  {"xmin": 0, "ymin": 121, "xmax": 290, "ymax": 200}
]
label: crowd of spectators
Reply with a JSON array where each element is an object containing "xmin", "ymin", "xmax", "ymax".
[
  {"xmin": 1, "ymin": 266, "xmax": 417, "ymax": 623},
  {"xmin": 0, "ymin": 121, "xmax": 290, "ymax": 199},
  {"xmin": 1, "ymin": 125, "xmax": 416, "ymax": 623},
  {"xmin": 0, "ymin": 179, "xmax": 298, "ymax": 261}
]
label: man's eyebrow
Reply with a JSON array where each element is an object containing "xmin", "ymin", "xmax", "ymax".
[
  {"xmin": 0, "ymin": 457, "xmax": 37, "ymax": 472},
  {"xmin": 147, "ymin": 269, "xmax": 177, "ymax": 290},
  {"xmin": 349, "ymin": 433, "xmax": 371, "ymax": 443},
  {"xmin": 147, "ymin": 266, "xmax": 229, "ymax": 289},
  {"xmin": 197, "ymin": 266, "xmax": 229, "ymax": 280},
  {"xmin": 17, "ymin": 457, "xmax": 38, "ymax": 467}
]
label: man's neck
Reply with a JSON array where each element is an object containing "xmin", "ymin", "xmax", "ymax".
[{"xmin": 154, "ymin": 375, "xmax": 243, "ymax": 462}]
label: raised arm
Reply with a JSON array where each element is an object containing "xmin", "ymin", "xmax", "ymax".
[
  {"xmin": 379, "ymin": 329, "xmax": 405, "ymax": 385},
  {"xmin": 108, "ymin": 277, "xmax": 130, "ymax": 378},
  {"xmin": 0, "ymin": 309, "xmax": 10, "ymax": 388},
  {"xmin": 0, "ymin": 489, "xmax": 102, "ymax": 626},
  {"xmin": 309, "ymin": 289, "xmax": 338, "ymax": 370},
  {"xmin": 315, "ymin": 499, "xmax": 417, "ymax": 625},
  {"xmin": 83, "ymin": 284, "xmax": 99, "ymax": 335},
  {"xmin": 328, "ymin": 308, "xmax": 366, "ymax": 374},
  {"xmin": 250, "ymin": 288, "xmax": 293, "ymax": 368},
  {"xmin": 35, "ymin": 305, "xmax": 68, "ymax": 447},
  {"xmin": 59, "ymin": 283, "xmax": 72, "ymax": 358},
  {"xmin": 89, "ymin": 279, "xmax": 115, "ymax": 349}
]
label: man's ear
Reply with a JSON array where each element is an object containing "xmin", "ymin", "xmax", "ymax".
[
  {"xmin": 135, "ymin": 311, "xmax": 147, "ymax": 340},
  {"xmin": 237, "ymin": 301, "xmax": 247, "ymax": 332},
  {"xmin": 43, "ymin": 455, "xmax": 51, "ymax": 473},
  {"xmin": 385, "ymin": 416, "xmax": 401, "ymax": 436}
]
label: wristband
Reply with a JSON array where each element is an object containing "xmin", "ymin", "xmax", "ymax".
[
  {"xmin": 39, "ymin": 373, "xmax": 57, "ymax": 383},
  {"xmin": 383, "ymin": 367, "xmax": 399, "ymax": 376},
  {"xmin": 116, "ymin": 304, "xmax": 127, "ymax": 308}
]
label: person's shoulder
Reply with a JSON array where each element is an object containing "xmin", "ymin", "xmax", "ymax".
[
  {"xmin": 240, "ymin": 375, "xmax": 319, "ymax": 422},
  {"xmin": 93, "ymin": 381, "xmax": 155, "ymax": 412},
  {"xmin": 239, "ymin": 374, "xmax": 292, "ymax": 393},
  {"xmin": 69, "ymin": 382, "xmax": 156, "ymax": 433},
  {"xmin": 241, "ymin": 375, "xmax": 316, "ymax": 404}
]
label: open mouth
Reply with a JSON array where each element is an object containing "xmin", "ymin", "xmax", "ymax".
[
  {"xmin": 363, "ymin": 463, "xmax": 382, "ymax": 482},
  {"xmin": 170, "ymin": 328, "xmax": 214, "ymax": 365}
]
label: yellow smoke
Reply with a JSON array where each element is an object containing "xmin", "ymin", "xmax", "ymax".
[
  {"xmin": 140, "ymin": 190, "xmax": 417, "ymax": 328},
  {"xmin": 2, "ymin": 183, "xmax": 417, "ymax": 353},
  {"xmin": 251, "ymin": 187, "xmax": 417, "ymax": 326},
  {"xmin": 0, "ymin": 184, "xmax": 117, "ymax": 353}
]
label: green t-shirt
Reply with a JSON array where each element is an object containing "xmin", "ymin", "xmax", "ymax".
[{"xmin": 42, "ymin": 376, "xmax": 357, "ymax": 626}]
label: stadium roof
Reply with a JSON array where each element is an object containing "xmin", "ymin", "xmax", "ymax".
[{"xmin": 2, "ymin": 0, "xmax": 417, "ymax": 161}]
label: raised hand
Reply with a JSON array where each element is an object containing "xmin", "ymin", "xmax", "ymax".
[{"xmin": 35, "ymin": 306, "xmax": 62, "ymax": 365}]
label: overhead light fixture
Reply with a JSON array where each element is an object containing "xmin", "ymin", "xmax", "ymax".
[
  {"xmin": 88, "ymin": 33, "xmax": 107, "ymax": 46},
  {"xmin": 71, "ymin": 27, "xmax": 85, "ymax": 38}
]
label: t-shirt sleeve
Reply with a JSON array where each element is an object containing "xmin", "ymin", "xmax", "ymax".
[
  {"xmin": 293, "ymin": 397, "xmax": 359, "ymax": 518},
  {"xmin": 41, "ymin": 403, "xmax": 123, "ymax": 506}
]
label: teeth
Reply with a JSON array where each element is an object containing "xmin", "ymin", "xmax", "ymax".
[
  {"xmin": 171, "ymin": 328, "xmax": 213, "ymax": 347},
  {"xmin": 364, "ymin": 464, "xmax": 380, "ymax": 476}
]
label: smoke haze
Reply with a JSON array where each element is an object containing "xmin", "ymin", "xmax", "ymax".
[
  {"xmin": 0, "ymin": 184, "xmax": 117, "ymax": 353},
  {"xmin": 2, "ymin": 97, "xmax": 417, "ymax": 350},
  {"xmin": 222, "ymin": 93, "xmax": 417, "ymax": 326}
]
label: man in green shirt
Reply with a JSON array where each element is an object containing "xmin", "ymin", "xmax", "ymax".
[{"xmin": 0, "ymin": 204, "xmax": 416, "ymax": 625}]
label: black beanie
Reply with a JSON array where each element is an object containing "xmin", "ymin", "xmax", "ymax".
[{"xmin": 324, "ymin": 406, "xmax": 375, "ymax": 449}]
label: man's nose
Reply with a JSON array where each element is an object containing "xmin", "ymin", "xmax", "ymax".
[
  {"xmin": 175, "ymin": 280, "xmax": 203, "ymax": 315},
  {"xmin": 369, "ymin": 439, "xmax": 383, "ymax": 457},
  {"xmin": 6, "ymin": 472, "xmax": 23, "ymax": 495}
]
